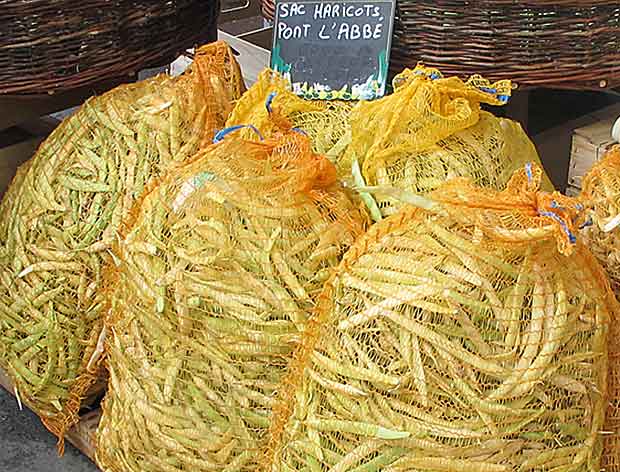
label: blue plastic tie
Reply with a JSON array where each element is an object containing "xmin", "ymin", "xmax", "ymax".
[
  {"xmin": 579, "ymin": 216, "xmax": 593, "ymax": 230},
  {"xmin": 213, "ymin": 124, "xmax": 264, "ymax": 144},
  {"xmin": 292, "ymin": 127, "xmax": 308, "ymax": 136},
  {"xmin": 429, "ymin": 72, "xmax": 440, "ymax": 80},
  {"xmin": 497, "ymin": 95, "xmax": 510, "ymax": 103},
  {"xmin": 479, "ymin": 86, "xmax": 497, "ymax": 94},
  {"xmin": 266, "ymin": 91, "xmax": 277, "ymax": 113},
  {"xmin": 525, "ymin": 162, "xmax": 533, "ymax": 183},
  {"xmin": 538, "ymin": 210, "xmax": 577, "ymax": 244}
]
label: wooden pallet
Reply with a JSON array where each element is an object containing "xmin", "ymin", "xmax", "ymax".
[{"xmin": 0, "ymin": 366, "xmax": 101, "ymax": 462}]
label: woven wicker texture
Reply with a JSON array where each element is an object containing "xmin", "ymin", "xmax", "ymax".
[
  {"xmin": 0, "ymin": 41, "xmax": 244, "ymax": 451},
  {"xmin": 0, "ymin": 0, "xmax": 220, "ymax": 95},
  {"xmin": 261, "ymin": 0, "xmax": 620, "ymax": 90},
  {"xmin": 95, "ymin": 121, "xmax": 366, "ymax": 471},
  {"xmin": 342, "ymin": 65, "xmax": 553, "ymax": 218},
  {"xmin": 226, "ymin": 70, "xmax": 356, "ymax": 162},
  {"xmin": 265, "ymin": 164, "xmax": 617, "ymax": 471},
  {"xmin": 581, "ymin": 144, "xmax": 620, "ymax": 470}
]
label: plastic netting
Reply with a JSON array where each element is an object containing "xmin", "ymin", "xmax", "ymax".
[
  {"xmin": 342, "ymin": 65, "xmax": 554, "ymax": 218},
  {"xmin": 582, "ymin": 145, "xmax": 620, "ymax": 290},
  {"xmin": 581, "ymin": 144, "xmax": 620, "ymax": 471},
  {"xmin": 0, "ymin": 40, "xmax": 244, "ymax": 449},
  {"xmin": 95, "ymin": 122, "xmax": 367, "ymax": 471},
  {"xmin": 265, "ymin": 163, "xmax": 616, "ymax": 471},
  {"xmin": 226, "ymin": 69, "xmax": 355, "ymax": 161}
]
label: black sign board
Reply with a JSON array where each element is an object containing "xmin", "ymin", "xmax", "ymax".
[{"xmin": 271, "ymin": 0, "xmax": 395, "ymax": 100}]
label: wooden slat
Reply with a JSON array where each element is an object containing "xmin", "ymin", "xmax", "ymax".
[
  {"xmin": 533, "ymin": 103, "xmax": 620, "ymax": 192},
  {"xmin": 0, "ymin": 366, "xmax": 100, "ymax": 463}
]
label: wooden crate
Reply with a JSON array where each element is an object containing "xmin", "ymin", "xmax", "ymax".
[
  {"xmin": 565, "ymin": 184, "xmax": 581, "ymax": 198},
  {"xmin": 568, "ymin": 105, "xmax": 620, "ymax": 190}
]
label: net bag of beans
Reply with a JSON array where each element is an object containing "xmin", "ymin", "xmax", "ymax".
[
  {"xmin": 0, "ymin": 40, "xmax": 244, "ymax": 449},
  {"xmin": 580, "ymin": 144, "xmax": 620, "ymax": 471},
  {"xmin": 265, "ymin": 163, "xmax": 616, "ymax": 471},
  {"xmin": 226, "ymin": 69, "xmax": 356, "ymax": 162},
  {"xmin": 342, "ymin": 65, "xmax": 554, "ymax": 218},
  {"xmin": 581, "ymin": 145, "xmax": 620, "ymax": 290},
  {"xmin": 95, "ymin": 120, "xmax": 366, "ymax": 471}
]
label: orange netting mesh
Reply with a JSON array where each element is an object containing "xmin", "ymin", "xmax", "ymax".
[
  {"xmin": 582, "ymin": 145, "xmax": 620, "ymax": 290},
  {"xmin": 264, "ymin": 163, "xmax": 615, "ymax": 471},
  {"xmin": 581, "ymin": 144, "xmax": 620, "ymax": 471},
  {"xmin": 342, "ymin": 65, "xmax": 554, "ymax": 218},
  {"xmin": 0, "ymin": 40, "xmax": 244, "ymax": 451},
  {"xmin": 94, "ymin": 121, "xmax": 367, "ymax": 471},
  {"xmin": 226, "ymin": 69, "xmax": 356, "ymax": 161}
]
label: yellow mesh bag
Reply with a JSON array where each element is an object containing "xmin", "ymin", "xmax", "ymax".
[
  {"xmin": 581, "ymin": 144, "xmax": 620, "ymax": 471},
  {"xmin": 0, "ymin": 40, "xmax": 244, "ymax": 450},
  {"xmin": 95, "ymin": 123, "xmax": 366, "ymax": 471},
  {"xmin": 226, "ymin": 69, "xmax": 356, "ymax": 160},
  {"xmin": 265, "ymin": 163, "xmax": 615, "ymax": 471},
  {"xmin": 344, "ymin": 65, "xmax": 553, "ymax": 218}
]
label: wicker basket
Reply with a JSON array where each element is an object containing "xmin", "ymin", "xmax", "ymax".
[
  {"xmin": 0, "ymin": 0, "xmax": 220, "ymax": 95},
  {"xmin": 261, "ymin": 0, "xmax": 620, "ymax": 90}
]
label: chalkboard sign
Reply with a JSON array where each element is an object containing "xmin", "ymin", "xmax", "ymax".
[{"xmin": 271, "ymin": 0, "xmax": 395, "ymax": 100}]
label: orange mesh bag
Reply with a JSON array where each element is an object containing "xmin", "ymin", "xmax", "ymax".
[
  {"xmin": 95, "ymin": 122, "xmax": 366, "ymax": 471},
  {"xmin": 582, "ymin": 145, "xmax": 620, "ymax": 289},
  {"xmin": 265, "ymin": 163, "xmax": 615, "ymax": 471},
  {"xmin": 0, "ymin": 40, "xmax": 244, "ymax": 449},
  {"xmin": 344, "ymin": 65, "xmax": 553, "ymax": 218},
  {"xmin": 581, "ymin": 144, "xmax": 620, "ymax": 471},
  {"xmin": 226, "ymin": 69, "xmax": 356, "ymax": 160}
]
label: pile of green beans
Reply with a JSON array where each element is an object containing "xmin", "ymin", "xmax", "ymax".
[
  {"xmin": 269, "ymin": 179, "xmax": 612, "ymax": 471},
  {"xmin": 0, "ymin": 41, "xmax": 243, "ymax": 446},
  {"xmin": 95, "ymin": 130, "xmax": 366, "ymax": 472}
]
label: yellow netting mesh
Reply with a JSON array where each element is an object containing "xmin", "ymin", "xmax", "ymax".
[
  {"xmin": 0, "ymin": 40, "xmax": 244, "ymax": 450},
  {"xmin": 226, "ymin": 69, "xmax": 355, "ymax": 160},
  {"xmin": 265, "ymin": 163, "xmax": 615, "ymax": 471},
  {"xmin": 343, "ymin": 65, "xmax": 554, "ymax": 217},
  {"xmin": 95, "ymin": 122, "xmax": 367, "ymax": 471},
  {"xmin": 580, "ymin": 144, "xmax": 620, "ymax": 471}
]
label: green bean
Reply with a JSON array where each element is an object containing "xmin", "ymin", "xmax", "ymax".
[
  {"xmin": 306, "ymin": 418, "xmax": 410, "ymax": 440},
  {"xmin": 348, "ymin": 447, "xmax": 406, "ymax": 472},
  {"xmin": 11, "ymin": 327, "xmax": 46, "ymax": 353},
  {"xmin": 312, "ymin": 350, "xmax": 400, "ymax": 387},
  {"xmin": 329, "ymin": 439, "xmax": 381, "ymax": 472},
  {"xmin": 388, "ymin": 456, "xmax": 510, "ymax": 472},
  {"xmin": 307, "ymin": 368, "xmax": 367, "ymax": 398},
  {"xmin": 58, "ymin": 175, "xmax": 111, "ymax": 193}
]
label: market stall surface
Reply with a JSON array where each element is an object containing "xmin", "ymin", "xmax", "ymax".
[{"xmin": 0, "ymin": 388, "xmax": 97, "ymax": 471}]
